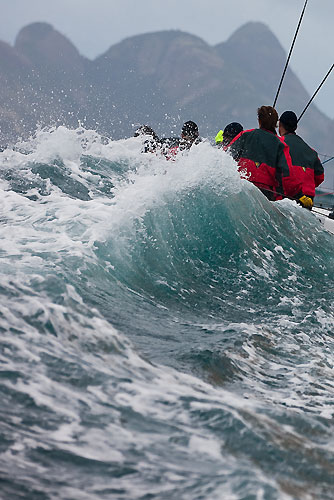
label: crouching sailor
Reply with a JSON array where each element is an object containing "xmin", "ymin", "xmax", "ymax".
[
  {"xmin": 166, "ymin": 121, "xmax": 201, "ymax": 159},
  {"xmin": 134, "ymin": 125, "xmax": 160, "ymax": 154}
]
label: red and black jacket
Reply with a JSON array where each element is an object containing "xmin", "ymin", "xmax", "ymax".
[
  {"xmin": 228, "ymin": 128, "xmax": 302, "ymax": 200},
  {"xmin": 280, "ymin": 133, "xmax": 324, "ymax": 198}
]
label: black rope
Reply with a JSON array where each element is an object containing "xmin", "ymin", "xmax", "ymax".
[
  {"xmin": 298, "ymin": 63, "xmax": 334, "ymax": 122},
  {"xmin": 273, "ymin": 0, "xmax": 309, "ymax": 108},
  {"xmin": 246, "ymin": 184, "xmax": 334, "ymax": 216},
  {"xmin": 322, "ymin": 156, "xmax": 334, "ymax": 165}
]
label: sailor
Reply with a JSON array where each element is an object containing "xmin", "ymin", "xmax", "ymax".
[
  {"xmin": 134, "ymin": 125, "xmax": 160, "ymax": 153},
  {"xmin": 215, "ymin": 122, "xmax": 243, "ymax": 149},
  {"xmin": 278, "ymin": 111, "xmax": 324, "ymax": 210},
  {"xmin": 159, "ymin": 136, "xmax": 180, "ymax": 157},
  {"xmin": 222, "ymin": 122, "xmax": 243, "ymax": 149},
  {"xmin": 229, "ymin": 105, "xmax": 302, "ymax": 201},
  {"xmin": 179, "ymin": 121, "xmax": 201, "ymax": 150},
  {"xmin": 167, "ymin": 121, "xmax": 201, "ymax": 158}
]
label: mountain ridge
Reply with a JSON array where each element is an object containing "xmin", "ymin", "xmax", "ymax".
[{"xmin": 0, "ymin": 21, "xmax": 332, "ymax": 155}]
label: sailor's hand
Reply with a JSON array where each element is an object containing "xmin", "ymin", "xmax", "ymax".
[{"xmin": 298, "ymin": 195, "xmax": 313, "ymax": 210}]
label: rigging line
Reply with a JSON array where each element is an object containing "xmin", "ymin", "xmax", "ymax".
[
  {"xmin": 273, "ymin": 0, "xmax": 309, "ymax": 108},
  {"xmin": 228, "ymin": 183, "xmax": 333, "ymax": 215},
  {"xmin": 298, "ymin": 63, "xmax": 334, "ymax": 122},
  {"xmin": 244, "ymin": 185, "xmax": 333, "ymax": 214},
  {"xmin": 315, "ymin": 191, "xmax": 334, "ymax": 196},
  {"xmin": 322, "ymin": 156, "xmax": 334, "ymax": 165}
]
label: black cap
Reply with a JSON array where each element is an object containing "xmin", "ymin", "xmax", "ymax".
[
  {"xmin": 181, "ymin": 121, "xmax": 199, "ymax": 139},
  {"xmin": 279, "ymin": 111, "xmax": 297, "ymax": 132},
  {"xmin": 223, "ymin": 122, "xmax": 243, "ymax": 139}
]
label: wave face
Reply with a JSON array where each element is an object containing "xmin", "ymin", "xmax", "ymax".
[{"xmin": 1, "ymin": 127, "xmax": 334, "ymax": 500}]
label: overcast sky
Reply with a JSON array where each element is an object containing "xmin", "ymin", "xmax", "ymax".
[{"xmin": 2, "ymin": 0, "xmax": 334, "ymax": 119}]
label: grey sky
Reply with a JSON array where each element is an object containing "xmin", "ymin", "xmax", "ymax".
[{"xmin": 2, "ymin": 0, "xmax": 334, "ymax": 119}]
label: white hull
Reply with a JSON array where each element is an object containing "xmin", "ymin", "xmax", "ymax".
[{"xmin": 313, "ymin": 207, "xmax": 334, "ymax": 235}]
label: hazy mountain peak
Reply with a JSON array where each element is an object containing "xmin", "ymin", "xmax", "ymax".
[
  {"xmin": 214, "ymin": 21, "xmax": 287, "ymax": 105},
  {"xmin": 96, "ymin": 29, "xmax": 210, "ymax": 70},
  {"xmin": 15, "ymin": 22, "xmax": 85, "ymax": 74},
  {"xmin": 95, "ymin": 29, "xmax": 224, "ymax": 103},
  {"xmin": 15, "ymin": 22, "xmax": 54, "ymax": 40},
  {"xmin": 227, "ymin": 21, "xmax": 281, "ymax": 43},
  {"xmin": 217, "ymin": 21, "xmax": 285, "ymax": 61}
]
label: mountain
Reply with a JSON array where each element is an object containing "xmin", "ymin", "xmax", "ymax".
[
  {"xmin": 15, "ymin": 23, "xmax": 86, "ymax": 78},
  {"xmin": 0, "ymin": 41, "xmax": 34, "ymax": 141},
  {"xmin": 88, "ymin": 30, "xmax": 228, "ymax": 138},
  {"xmin": 0, "ymin": 23, "xmax": 95, "ymax": 146},
  {"xmin": 0, "ymin": 21, "xmax": 332, "ymax": 156},
  {"xmin": 215, "ymin": 22, "xmax": 332, "ymax": 152}
]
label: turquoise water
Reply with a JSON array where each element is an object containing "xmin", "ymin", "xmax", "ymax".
[{"xmin": 0, "ymin": 127, "xmax": 334, "ymax": 499}]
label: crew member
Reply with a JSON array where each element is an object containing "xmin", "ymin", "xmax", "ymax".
[
  {"xmin": 229, "ymin": 106, "xmax": 303, "ymax": 202},
  {"xmin": 215, "ymin": 122, "xmax": 243, "ymax": 149},
  {"xmin": 167, "ymin": 121, "xmax": 201, "ymax": 158},
  {"xmin": 278, "ymin": 111, "xmax": 324, "ymax": 210}
]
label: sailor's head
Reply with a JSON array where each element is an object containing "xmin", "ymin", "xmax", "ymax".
[
  {"xmin": 223, "ymin": 122, "xmax": 243, "ymax": 142},
  {"xmin": 279, "ymin": 111, "xmax": 298, "ymax": 134},
  {"xmin": 257, "ymin": 106, "xmax": 278, "ymax": 133},
  {"xmin": 181, "ymin": 121, "xmax": 199, "ymax": 140}
]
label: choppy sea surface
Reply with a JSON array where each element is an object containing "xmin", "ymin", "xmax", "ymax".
[{"xmin": 0, "ymin": 127, "xmax": 334, "ymax": 500}]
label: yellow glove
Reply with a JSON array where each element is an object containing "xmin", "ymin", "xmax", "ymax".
[{"xmin": 298, "ymin": 195, "xmax": 313, "ymax": 210}]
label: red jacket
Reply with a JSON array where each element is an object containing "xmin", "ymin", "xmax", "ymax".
[
  {"xmin": 280, "ymin": 133, "xmax": 324, "ymax": 198},
  {"xmin": 166, "ymin": 137, "xmax": 201, "ymax": 160},
  {"xmin": 228, "ymin": 128, "xmax": 302, "ymax": 200}
]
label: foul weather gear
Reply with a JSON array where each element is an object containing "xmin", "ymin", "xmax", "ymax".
[
  {"xmin": 166, "ymin": 137, "xmax": 201, "ymax": 159},
  {"xmin": 215, "ymin": 130, "xmax": 224, "ymax": 145},
  {"xmin": 229, "ymin": 128, "xmax": 302, "ymax": 200},
  {"xmin": 280, "ymin": 133, "xmax": 324, "ymax": 198},
  {"xmin": 134, "ymin": 125, "xmax": 160, "ymax": 154}
]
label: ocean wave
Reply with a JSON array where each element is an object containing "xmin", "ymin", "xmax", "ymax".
[{"xmin": 0, "ymin": 126, "xmax": 334, "ymax": 499}]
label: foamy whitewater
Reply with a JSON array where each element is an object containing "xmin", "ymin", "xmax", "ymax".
[{"xmin": 0, "ymin": 127, "xmax": 334, "ymax": 500}]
